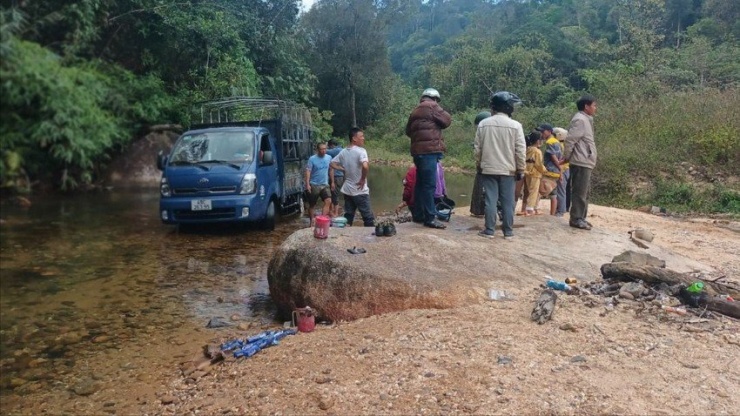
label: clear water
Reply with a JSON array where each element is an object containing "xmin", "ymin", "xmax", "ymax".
[{"xmin": 0, "ymin": 166, "xmax": 473, "ymax": 406}]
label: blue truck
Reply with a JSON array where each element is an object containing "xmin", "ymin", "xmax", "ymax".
[{"xmin": 156, "ymin": 98, "xmax": 313, "ymax": 230}]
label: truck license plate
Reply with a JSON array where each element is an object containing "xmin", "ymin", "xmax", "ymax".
[{"xmin": 191, "ymin": 199, "xmax": 212, "ymax": 211}]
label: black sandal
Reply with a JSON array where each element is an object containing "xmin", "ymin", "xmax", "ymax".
[
  {"xmin": 347, "ymin": 246, "xmax": 367, "ymax": 254},
  {"xmin": 423, "ymin": 221, "xmax": 447, "ymax": 229}
]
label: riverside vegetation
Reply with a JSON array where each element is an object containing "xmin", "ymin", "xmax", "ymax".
[{"xmin": 1, "ymin": 0, "xmax": 738, "ymax": 215}]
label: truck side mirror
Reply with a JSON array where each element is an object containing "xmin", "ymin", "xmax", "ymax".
[
  {"xmin": 261, "ymin": 151, "xmax": 274, "ymax": 165},
  {"xmin": 156, "ymin": 150, "xmax": 168, "ymax": 170}
]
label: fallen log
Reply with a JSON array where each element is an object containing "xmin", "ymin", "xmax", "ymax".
[
  {"xmin": 699, "ymin": 298, "xmax": 740, "ymax": 320},
  {"xmin": 601, "ymin": 262, "xmax": 740, "ymax": 319},
  {"xmin": 600, "ymin": 263, "xmax": 740, "ymax": 298}
]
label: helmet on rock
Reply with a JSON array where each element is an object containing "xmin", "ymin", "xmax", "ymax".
[
  {"xmin": 490, "ymin": 91, "xmax": 522, "ymax": 116},
  {"xmin": 474, "ymin": 111, "xmax": 491, "ymax": 125},
  {"xmin": 421, "ymin": 88, "xmax": 441, "ymax": 102}
]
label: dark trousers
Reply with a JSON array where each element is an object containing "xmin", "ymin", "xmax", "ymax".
[
  {"xmin": 569, "ymin": 165, "xmax": 592, "ymax": 222},
  {"xmin": 470, "ymin": 172, "xmax": 485, "ymax": 216},
  {"xmin": 343, "ymin": 193, "xmax": 375, "ymax": 227},
  {"xmin": 412, "ymin": 153, "xmax": 441, "ymax": 224}
]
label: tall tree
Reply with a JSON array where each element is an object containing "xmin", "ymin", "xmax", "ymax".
[{"xmin": 300, "ymin": 0, "xmax": 393, "ymax": 134}]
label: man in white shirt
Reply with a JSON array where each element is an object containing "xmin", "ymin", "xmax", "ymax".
[{"xmin": 330, "ymin": 128, "xmax": 375, "ymax": 226}]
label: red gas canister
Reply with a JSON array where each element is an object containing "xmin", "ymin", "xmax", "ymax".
[
  {"xmin": 292, "ymin": 307, "xmax": 316, "ymax": 333},
  {"xmin": 314, "ymin": 215, "xmax": 330, "ymax": 239}
]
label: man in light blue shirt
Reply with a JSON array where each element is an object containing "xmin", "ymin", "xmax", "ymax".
[{"xmin": 305, "ymin": 142, "xmax": 333, "ymax": 226}]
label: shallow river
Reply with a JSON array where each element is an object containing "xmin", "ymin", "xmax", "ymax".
[{"xmin": 0, "ymin": 166, "xmax": 473, "ymax": 412}]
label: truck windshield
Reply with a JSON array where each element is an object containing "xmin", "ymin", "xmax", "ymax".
[{"xmin": 170, "ymin": 131, "xmax": 255, "ymax": 164}]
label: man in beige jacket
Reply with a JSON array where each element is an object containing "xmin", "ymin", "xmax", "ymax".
[
  {"xmin": 564, "ymin": 95, "xmax": 598, "ymax": 230},
  {"xmin": 474, "ymin": 91, "xmax": 526, "ymax": 239}
]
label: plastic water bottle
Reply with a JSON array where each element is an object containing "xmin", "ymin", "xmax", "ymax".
[
  {"xmin": 545, "ymin": 276, "xmax": 571, "ymax": 292},
  {"xmin": 687, "ymin": 282, "xmax": 704, "ymax": 294}
]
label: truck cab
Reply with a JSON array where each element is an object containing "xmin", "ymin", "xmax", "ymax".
[{"xmin": 156, "ymin": 98, "xmax": 312, "ymax": 229}]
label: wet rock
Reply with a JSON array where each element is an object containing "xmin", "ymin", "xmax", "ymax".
[
  {"xmin": 93, "ymin": 335, "xmax": 111, "ymax": 344},
  {"xmin": 72, "ymin": 378, "xmax": 100, "ymax": 396},
  {"xmin": 22, "ymin": 368, "xmax": 52, "ymax": 381},
  {"xmin": 10, "ymin": 378, "xmax": 27, "ymax": 388},
  {"xmin": 57, "ymin": 332, "xmax": 83, "ymax": 346},
  {"xmin": 28, "ymin": 358, "xmax": 48, "ymax": 368}
]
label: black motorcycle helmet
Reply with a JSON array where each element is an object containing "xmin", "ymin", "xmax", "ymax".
[
  {"xmin": 474, "ymin": 111, "xmax": 491, "ymax": 125},
  {"xmin": 490, "ymin": 91, "xmax": 522, "ymax": 116}
]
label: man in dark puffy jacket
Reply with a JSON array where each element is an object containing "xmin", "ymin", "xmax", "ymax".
[{"xmin": 405, "ymin": 88, "xmax": 452, "ymax": 229}]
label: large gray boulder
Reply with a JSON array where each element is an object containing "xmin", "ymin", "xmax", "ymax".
[
  {"xmin": 106, "ymin": 130, "xmax": 179, "ymax": 187},
  {"xmin": 267, "ymin": 213, "xmax": 710, "ymax": 321}
]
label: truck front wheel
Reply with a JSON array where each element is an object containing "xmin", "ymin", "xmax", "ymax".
[{"xmin": 260, "ymin": 199, "xmax": 277, "ymax": 231}]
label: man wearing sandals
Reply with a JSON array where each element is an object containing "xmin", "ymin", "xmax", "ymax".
[{"xmin": 564, "ymin": 95, "xmax": 598, "ymax": 230}]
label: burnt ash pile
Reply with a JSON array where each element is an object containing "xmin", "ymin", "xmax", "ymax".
[{"xmin": 577, "ymin": 251, "xmax": 740, "ymax": 321}]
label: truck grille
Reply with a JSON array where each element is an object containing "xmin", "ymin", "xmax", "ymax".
[
  {"xmin": 173, "ymin": 186, "xmax": 237, "ymax": 195},
  {"xmin": 174, "ymin": 207, "xmax": 236, "ymax": 220},
  {"xmin": 173, "ymin": 207, "xmax": 236, "ymax": 221}
]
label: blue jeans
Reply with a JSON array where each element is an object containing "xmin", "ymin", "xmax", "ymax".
[
  {"xmin": 481, "ymin": 174, "xmax": 515, "ymax": 236},
  {"xmin": 343, "ymin": 193, "xmax": 375, "ymax": 227},
  {"xmin": 412, "ymin": 153, "xmax": 441, "ymax": 224},
  {"xmin": 556, "ymin": 169, "xmax": 570, "ymax": 215}
]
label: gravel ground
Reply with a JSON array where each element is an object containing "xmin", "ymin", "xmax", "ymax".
[{"xmin": 152, "ymin": 204, "xmax": 740, "ymax": 415}]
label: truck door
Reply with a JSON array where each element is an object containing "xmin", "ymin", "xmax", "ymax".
[{"xmin": 257, "ymin": 132, "xmax": 278, "ymax": 204}]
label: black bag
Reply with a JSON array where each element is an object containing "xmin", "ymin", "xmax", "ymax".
[{"xmin": 435, "ymin": 196, "xmax": 456, "ymax": 222}]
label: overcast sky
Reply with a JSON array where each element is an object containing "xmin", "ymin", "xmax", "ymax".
[{"xmin": 301, "ymin": 0, "xmax": 316, "ymax": 12}]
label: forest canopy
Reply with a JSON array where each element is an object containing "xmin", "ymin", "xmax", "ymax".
[{"xmin": 1, "ymin": 0, "xmax": 738, "ymax": 213}]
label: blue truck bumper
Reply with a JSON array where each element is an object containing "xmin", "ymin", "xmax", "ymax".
[{"xmin": 159, "ymin": 195, "xmax": 264, "ymax": 224}]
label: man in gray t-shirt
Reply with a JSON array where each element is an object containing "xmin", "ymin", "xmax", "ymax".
[{"xmin": 330, "ymin": 128, "xmax": 375, "ymax": 226}]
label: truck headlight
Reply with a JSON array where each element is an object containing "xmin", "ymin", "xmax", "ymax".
[
  {"xmin": 160, "ymin": 177, "xmax": 171, "ymax": 197},
  {"xmin": 240, "ymin": 173, "xmax": 257, "ymax": 194}
]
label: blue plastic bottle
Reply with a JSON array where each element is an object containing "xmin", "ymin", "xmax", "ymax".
[{"xmin": 546, "ymin": 279, "xmax": 571, "ymax": 291}]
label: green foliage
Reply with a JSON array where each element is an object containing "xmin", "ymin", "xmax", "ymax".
[
  {"xmin": 636, "ymin": 179, "xmax": 739, "ymax": 215},
  {"xmin": 0, "ymin": 34, "xmax": 174, "ymax": 190},
  {"xmin": 308, "ymin": 107, "xmax": 335, "ymax": 143},
  {"xmin": 300, "ymin": 0, "xmax": 395, "ymax": 136}
]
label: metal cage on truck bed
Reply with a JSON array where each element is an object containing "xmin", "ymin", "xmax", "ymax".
[{"xmin": 192, "ymin": 97, "xmax": 313, "ymax": 162}]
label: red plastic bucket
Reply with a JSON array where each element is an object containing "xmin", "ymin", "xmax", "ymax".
[
  {"xmin": 314, "ymin": 215, "xmax": 330, "ymax": 239},
  {"xmin": 292, "ymin": 307, "xmax": 316, "ymax": 333}
]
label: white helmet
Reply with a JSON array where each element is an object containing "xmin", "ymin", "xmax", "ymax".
[{"xmin": 421, "ymin": 88, "xmax": 441, "ymax": 101}]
